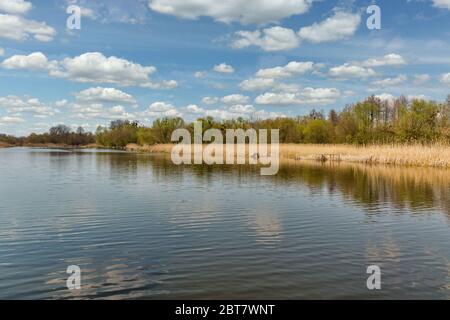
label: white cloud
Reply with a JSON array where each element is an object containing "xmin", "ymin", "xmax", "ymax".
[
  {"xmin": 361, "ymin": 53, "xmax": 407, "ymax": 67},
  {"xmin": 2, "ymin": 52, "xmax": 176, "ymax": 89},
  {"xmin": 239, "ymin": 78, "xmax": 275, "ymax": 91},
  {"xmin": 441, "ymin": 73, "xmax": 450, "ymax": 86},
  {"xmin": 0, "ymin": 116, "xmax": 25, "ymax": 124},
  {"xmin": 375, "ymin": 93, "xmax": 396, "ymax": 105},
  {"xmin": 0, "ymin": 48, "xmax": 5, "ymax": 57},
  {"xmin": 221, "ymin": 94, "xmax": 249, "ymax": 105},
  {"xmin": 255, "ymin": 87, "xmax": 341, "ymax": 105},
  {"xmin": 256, "ymin": 61, "xmax": 314, "ymax": 79},
  {"xmin": 186, "ymin": 104, "xmax": 205, "ymax": 114},
  {"xmin": 71, "ymin": 103, "xmax": 137, "ymax": 121},
  {"xmin": 0, "ymin": 95, "xmax": 58, "ymax": 117},
  {"xmin": 0, "ymin": 14, "xmax": 56, "ymax": 42},
  {"xmin": 413, "ymin": 74, "xmax": 431, "ymax": 85},
  {"xmin": 58, "ymin": 52, "xmax": 156, "ymax": 86},
  {"xmin": 1, "ymin": 52, "xmax": 57, "ymax": 71},
  {"xmin": 232, "ymin": 26, "xmax": 300, "ymax": 52},
  {"xmin": 212, "ymin": 63, "xmax": 234, "ymax": 74},
  {"xmin": 372, "ymin": 75, "xmax": 407, "ymax": 87},
  {"xmin": 202, "ymin": 97, "xmax": 219, "ymax": 105},
  {"xmin": 194, "ymin": 71, "xmax": 207, "ymax": 78},
  {"xmin": 0, "ymin": 0, "xmax": 32, "ymax": 15},
  {"xmin": 140, "ymin": 79, "xmax": 178, "ymax": 89},
  {"xmin": 432, "ymin": 0, "xmax": 450, "ymax": 10},
  {"xmin": 329, "ymin": 63, "xmax": 377, "ymax": 79},
  {"xmin": 55, "ymin": 100, "xmax": 68, "ymax": 108},
  {"xmin": 184, "ymin": 102, "xmax": 286, "ymax": 121},
  {"xmin": 228, "ymin": 104, "xmax": 255, "ymax": 114},
  {"xmin": 148, "ymin": 0, "xmax": 312, "ymax": 24},
  {"xmin": 143, "ymin": 101, "xmax": 181, "ymax": 118},
  {"xmin": 298, "ymin": 11, "xmax": 361, "ymax": 43},
  {"xmin": 75, "ymin": 87, "xmax": 137, "ymax": 104},
  {"xmin": 407, "ymin": 94, "xmax": 428, "ymax": 101}
]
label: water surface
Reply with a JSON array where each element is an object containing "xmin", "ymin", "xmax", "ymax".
[{"xmin": 1, "ymin": 147, "xmax": 450, "ymax": 299}]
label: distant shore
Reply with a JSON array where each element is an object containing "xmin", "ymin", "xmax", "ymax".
[
  {"xmin": 0, "ymin": 143, "xmax": 101, "ymax": 149},
  {"xmin": 125, "ymin": 143, "xmax": 450, "ymax": 168},
  {"xmin": 4, "ymin": 143, "xmax": 450, "ymax": 168}
]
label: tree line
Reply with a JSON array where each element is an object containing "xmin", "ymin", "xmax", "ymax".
[
  {"xmin": 0, "ymin": 125, "xmax": 95, "ymax": 146},
  {"xmin": 2, "ymin": 95, "xmax": 450, "ymax": 147}
]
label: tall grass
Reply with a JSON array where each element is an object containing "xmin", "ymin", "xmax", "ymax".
[{"xmin": 126, "ymin": 143, "xmax": 450, "ymax": 168}]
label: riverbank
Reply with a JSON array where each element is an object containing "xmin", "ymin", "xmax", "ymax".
[
  {"xmin": 1, "ymin": 143, "xmax": 101, "ymax": 149},
  {"xmin": 0, "ymin": 141, "xmax": 12, "ymax": 148},
  {"xmin": 125, "ymin": 143, "xmax": 450, "ymax": 168}
]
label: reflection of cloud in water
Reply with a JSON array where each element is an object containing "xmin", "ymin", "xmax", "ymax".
[
  {"xmin": 366, "ymin": 238, "xmax": 401, "ymax": 265},
  {"xmin": 45, "ymin": 257, "xmax": 168, "ymax": 299},
  {"xmin": 246, "ymin": 208, "xmax": 282, "ymax": 246}
]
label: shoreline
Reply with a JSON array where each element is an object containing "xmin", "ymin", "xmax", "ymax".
[
  {"xmin": 4, "ymin": 143, "xmax": 450, "ymax": 169},
  {"xmin": 0, "ymin": 143, "xmax": 102, "ymax": 149},
  {"xmin": 125, "ymin": 143, "xmax": 450, "ymax": 169}
]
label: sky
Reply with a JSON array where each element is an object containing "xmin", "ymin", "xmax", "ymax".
[{"xmin": 0, "ymin": 0, "xmax": 450, "ymax": 136}]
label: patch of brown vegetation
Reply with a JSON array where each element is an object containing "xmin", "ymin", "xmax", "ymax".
[{"xmin": 126, "ymin": 143, "xmax": 450, "ymax": 168}]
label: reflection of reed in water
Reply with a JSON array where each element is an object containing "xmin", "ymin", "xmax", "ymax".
[
  {"xmin": 84, "ymin": 152, "xmax": 450, "ymax": 217},
  {"xmin": 280, "ymin": 160, "xmax": 450, "ymax": 216},
  {"xmin": 145, "ymin": 154, "xmax": 450, "ymax": 216}
]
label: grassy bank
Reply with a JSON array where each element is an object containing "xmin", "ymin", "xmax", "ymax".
[{"xmin": 126, "ymin": 143, "xmax": 450, "ymax": 168}]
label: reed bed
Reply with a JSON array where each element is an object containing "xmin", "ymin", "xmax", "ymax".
[{"xmin": 126, "ymin": 143, "xmax": 450, "ymax": 168}]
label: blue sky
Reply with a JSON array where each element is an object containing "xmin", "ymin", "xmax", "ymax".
[{"xmin": 0, "ymin": 0, "xmax": 450, "ymax": 135}]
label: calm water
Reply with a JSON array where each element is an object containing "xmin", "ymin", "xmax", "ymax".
[{"xmin": 1, "ymin": 147, "xmax": 450, "ymax": 300}]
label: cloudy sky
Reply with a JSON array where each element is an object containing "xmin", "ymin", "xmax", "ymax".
[{"xmin": 0, "ymin": 0, "xmax": 450, "ymax": 135}]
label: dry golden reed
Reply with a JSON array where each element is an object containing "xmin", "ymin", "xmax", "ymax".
[{"xmin": 126, "ymin": 143, "xmax": 450, "ymax": 168}]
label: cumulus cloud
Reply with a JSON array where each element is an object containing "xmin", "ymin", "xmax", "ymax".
[
  {"xmin": 194, "ymin": 71, "xmax": 207, "ymax": 78},
  {"xmin": 298, "ymin": 11, "xmax": 361, "ymax": 43},
  {"xmin": 432, "ymin": 0, "xmax": 450, "ymax": 10},
  {"xmin": 0, "ymin": 48, "xmax": 4, "ymax": 56},
  {"xmin": 1, "ymin": 52, "xmax": 177, "ymax": 89},
  {"xmin": 239, "ymin": 78, "xmax": 276, "ymax": 91},
  {"xmin": 231, "ymin": 11, "xmax": 362, "ymax": 52},
  {"xmin": 212, "ymin": 63, "xmax": 234, "ymax": 74},
  {"xmin": 372, "ymin": 75, "xmax": 408, "ymax": 87},
  {"xmin": 58, "ymin": 52, "xmax": 156, "ymax": 85},
  {"xmin": 0, "ymin": 95, "xmax": 59, "ymax": 118},
  {"xmin": 231, "ymin": 26, "xmax": 300, "ymax": 52},
  {"xmin": 202, "ymin": 97, "xmax": 219, "ymax": 105},
  {"xmin": 441, "ymin": 73, "xmax": 450, "ymax": 86},
  {"xmin": 70, "ymin": 102, "xmax": 136, "ymax": 121},
  {"xmin": 256, "ymin": 61, "xmax": 314, "ymax": 79},
  {"xmin": 148, "ymin": 0, "xmax": 312, "ymax": 24},
  {"xmin": 143, "ymin": 101, "xmax": 181, "ymax": 118},
  {"xmin": 0, "ymin": 116, "xmax": 25, "ymax": 124},
  {"xmin": 75, "ymin": 87, "xmax": 137, "ymax": 104},
  {"xmin": 0, "ymin": 0, "xmax": 32, "ymax": 15},
  {"xmin": 186, "ymin": 104, "xmax": 205, "ymax": 114},
  {"xmin": 0, "ymin": 13, "xmax": 56, "ymax": 42},
  {"xmin": 185, "ymin": 104, "xmax": 285, "ymax": 121},
  {"xmin": 221, "ymin": 94, "xmax": 249, "ymax": 105},
  {"xmin": 361, "ymin": 53, "xmax": 407, "ymax": 67},
  {"xmin": 375, "ymin": 93, "xmax": 396, "ymax": 105},
  {"xmin": 1, "ymin": 52, "xmax": 57, "ymax": 71},
  {"xmin": 329, "ymin": 63, "xmax": 377, "ymax": 79},
  {"xmin": 255, "ymin": 87, "xmax": 341, "ymax": 105}
]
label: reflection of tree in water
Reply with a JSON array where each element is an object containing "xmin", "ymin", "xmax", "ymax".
[
  {"xmin": 146, "ymin": 155, "xmax": 450, "ymax": 216},
  {"xmin": 276, "ymin": 161, "xmax": 450, "ymax": 216},
  {"xmin": 84, "ymin": 152, "xmax": 450, "ymax": 216}
]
